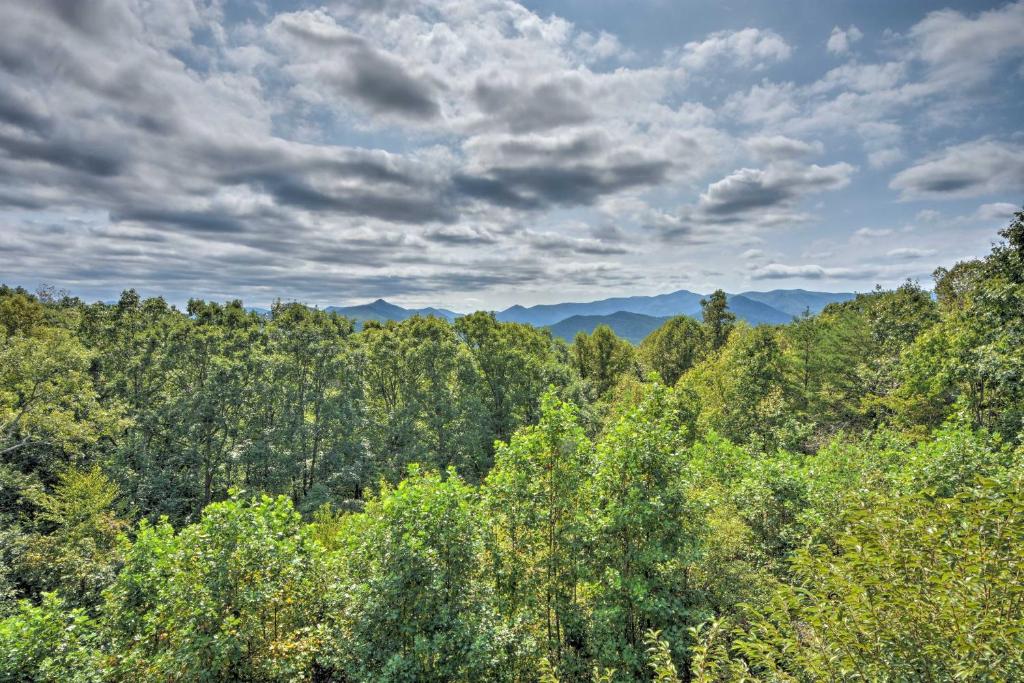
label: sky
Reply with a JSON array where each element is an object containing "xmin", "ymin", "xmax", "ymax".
[{"xmin": 0, "ymin": 0, "xmax": 1022, "ymax": 311}]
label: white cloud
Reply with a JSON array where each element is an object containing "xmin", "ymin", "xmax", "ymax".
[
  {"xmin": 890, "ymin": 139, "xmax": 1024, "ymax": 199},
  {"xmin": 0, "ymin": 0, "xmax": 1018, "ymax": 307},
  {"xmin": 697, "ymin": 162, "xmax": 854, "ymax": 216},
  {"xmin": 852, "ymin": 228, "xmax": 894, "ymax": 243},
  {"xmin": 975, "ymin": 202, "xmax": 1020, "ymax": 221},
  {"xmin": 679, "ymin": 28, "xmax": 792, "ymax": 70},
  {"xmin": 827, "ymin": 25, "xmax": 863, "ymax": 55},
  {"xmin": 810, "ymin": 61, "xmax": 906, "ymax": 94},
  {"xmin": 886, "ymin": 247, "xmax": 936, "ymax": 260},
  {"xmin": 751, "ymin": 262, "xmax": 878, "ymax": 280},
  {"xmin": 722, "ymin": 81, "xmax": 799, "ymax": 126},
  {"xmin": 909, "ymin": 1, "xmax": 1024, "ymax": 86},
  {"xmin": 867, "ymin": 149, "xmax": 904, "ymax": 169},
  {"xmin": 746, "ymin": 135, "xmax": 823, "ymax": 161}
]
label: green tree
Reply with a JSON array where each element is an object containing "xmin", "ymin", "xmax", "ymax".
[
  {"xmin": 260, "ymin": 303, "xmax": 361, "ymax": 506},
  {"xmin": 896, "ymin": 211, "xmax": 1024, "ymax": 437},
  {"xmin": 681, "ymin": 325, "xmax": 793, "ymax": 448},
  {"xmin": 638, "ymin": 316, "xmax": 704, "ymax": 386},
  {"xmin": 102, "ymin": 493, "xmax": 326, "ymax": 681},
  {"xmin": 0, "ymin": 324, "xmax": 121, "ymax": 464},
  {"xmin": 484, "ymin": 391, "xmax": 594, "ymax": 680},
  {"xmin": 359, "ymin": 316, "xmax": 489, "ymax": 482},
  {"xmin": 0, "ymin": 592, "xmax": 103, "ymax": 682},
  {"xmin": 692, "ymin": 471, "xmax": 1024, "ymax": 681},
  {"xmin": 571, "ymin": 325, "xmax": 636, "ymax": 398},
  {"xmin": 328, "ymin": 466, "xmax": 512, "ymax": 682},
  {"xmin": 699, "ymin": 290, "xmax": 735, "ymax": 353},
  {"xmin": 588, "ymin": 382, "xmax": 704, "ymax": 679},
  {"xmin": 456, "ymin": 311, "xmax": 570, "ymax": 446},
  {"xmin": 17, "ymin": 466, "xmax": 128, "ymax": 609}
]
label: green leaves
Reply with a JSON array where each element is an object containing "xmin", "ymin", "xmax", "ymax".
[
  {"xmin": 329, "ymin": 466, "xmax": 513, "ymax": 682},
  {"xmin": 102, "ymin": 494, "xmax": 326, "ymax": 681},
  {"xmin": 693, "ymin": 470, "xmax": 1024, "ymax": 682}
]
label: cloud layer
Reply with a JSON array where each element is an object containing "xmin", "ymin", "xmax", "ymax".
[{"xmin": 0, "ymin": 0, "xmax": 1021, "ymax": 308}]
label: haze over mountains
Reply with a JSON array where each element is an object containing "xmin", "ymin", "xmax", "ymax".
[{"xmin": 325, "ymin": 289, "xmax": 856, "ymax": 343}]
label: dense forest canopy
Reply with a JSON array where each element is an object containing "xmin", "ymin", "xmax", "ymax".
[{"xmin": 1, "ymin": 211, "xmax": 1023, "ymax": 681}]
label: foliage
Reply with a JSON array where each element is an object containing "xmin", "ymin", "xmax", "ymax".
[
  {"xmin": 0, "ymin": 593, "xmax": 103, "ymax": 683},
  {"xmin": 484, "ymin": 391, "xmax": 594, "ymax": 680},
  {"xmin": 571, "ymin": 325, "xmax": 638, "ymax": 398},
  {"xmin": 16, "ymin": 466, "xmax": 128, "ymax": 609},
  {"xmin": 699, "ymin": 290, "xmax": 735, "ymax": 353},
  {"xmin": 693, "ymin": 471, "xmax": 1024, "ymax": 681},
  {"xmin": 638, "ymin": 316, "xmax": 704, "ymax": 386},
  {"xmin": 101, "ymin": 493, "xmax": 326, "ymax": 681},
  {"xmin": 328, "ymin": 466, "xmax": 512, "ymax": 682},
  {"xmin": 587, "ymin": 383, "xmax": 703, "ymax": 678},
  {"xmin": 1, "ymin": 216, "xmax": 1024, "ymax": 682}
]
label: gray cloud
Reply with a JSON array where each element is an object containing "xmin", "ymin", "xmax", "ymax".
[
  {"xmin": 523, "ymin": 230, "xmax": 631, "ymax": 256},
  {"xmin": 273, "ymin": 10, "xmax": 441, "ymax": 120},
  {"xmin": 885, "ymin": 247, "xmax": 936, "ymax": 260},
  {"xmin": 698, "ymin": 162, "xmax": 854, "ymax": 216},
  {"xmin": 751, "ymin": 263, "xmax": 880, "ymax": 280},
  {"xmin": 454, "ymin": 159, "xmax": 670, "ymax": 210},
  {"xmin": 746, "ymin": 135, "xmax": 823, "ymax": 161},
  {"xmin": 890, "ymin": 139, "xmax": 1024, "ymax": 199},
  {"xmin": 910, "ymin": 2, "xmax": 1024, "ymax": 87},
  {"xmin": 473, "ymin": 76, "xmax": 592, "ymax": 133},
  {"xmin": 423, "ymin": 226, "xmax": 499, "ymax": 246},
  {"xmin": 110, "ymin": 209, "xmax": 249, "ymax": 234},
  {"xmin": 0, "ymin": 0, "xmax": 1018, "ymax": 309},
  {"xmin": 332, "ymin": 47, "xmax": 441, "ymax": 119}
]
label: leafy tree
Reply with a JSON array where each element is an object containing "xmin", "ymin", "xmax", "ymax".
[
  {"xmin": 102, "ymin": 494, "xmax": 326, "ymax": 681},
  {"xmin": 571, "ymin": 325, "xmax": 637, "ymax": 398},
  {"xmin": 359, "ymin": 317, "xmax": 489, "ymax": 482},
  {"xmin": 638, "ymin": 316, "xmax": 704, "ymax": 386},
  {"xmin": 456, "ymin": 311, "xmax": 570, "ymax": 446},
  {"xmin": 681, "ymin": 325, "xmax": 794, "ymax": 448},
  {"xmin": 0, "ymin": 323, "xmax": 121, "ymax": 465},
  {"xmin": 328, "ymin": 466, "xmax": 512, "ymax": 682},
  {"xmin": 16, "ymin": 466, "xmax": 128, "ymax": 609},
  {"xmin": 822, "ymin": 281, "xmax": 938, "ymax": 427},
  {"xmin": 897, "ymin": 211, "xmax": 1024, "ymax": 437},
  {"xmin": 699, "ymin": 290, "xmax": 734, "ymax": 353},
  {"xmin": 484, "ymin": 391, "xmax": 594, "ymax": 680},
  {"xmin": 588, "ymin": 382, "xmax": 704, "ymax": 679},
  {"xmin": 0, "ymin": 592, "xmax": 103, "ymax": 682},
  {"xmin": 260, "ymin": 303, "xmax": 362, "ymax": 505},
  {"xmin": 692, "ymin": 471, "xmax": 1024, "ymax": 681}
]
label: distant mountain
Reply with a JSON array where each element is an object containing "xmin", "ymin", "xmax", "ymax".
[
  {"xmin": 725, "ymin": 294, "xmax": 795, "ymax": 325},
  {"xmin": 738, "ymin": 289, "xmax": 856, "ymax": 317},
  {"xmin": 547, "ymin": 311, "xmax": 668, "ymax": 344},
  {"xmin": 315, "ymin": 289, "xmax": 853, "ymax": 334},
  {"xmin": 326, "ymin": 299, "xmax": 462, "ymax": 326},
  {"xmin": 497, "ymin": 290, "xmax": 705, "ymax": 327}
]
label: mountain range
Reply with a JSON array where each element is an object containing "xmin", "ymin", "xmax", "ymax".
[
  {"xmin": 323, "ymin": 289, "xmax": 856, "ymax": 343},
  {"xmin": 325, "ymin": 298, "xmax": 461, "ymax": 324}
]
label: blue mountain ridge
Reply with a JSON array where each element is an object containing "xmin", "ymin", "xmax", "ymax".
[{"xmin": 322, "ymin": 289, "xmax": 855, "ymax": 340}]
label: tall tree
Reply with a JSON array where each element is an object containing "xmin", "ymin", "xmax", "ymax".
[
  {"xmin": 638, "ymin": 316, "xmax": 704, "ymax": 386},
  {"xmin": 484, "ymin": 392, "xmax": 593, "ymax": 680},
  {"xmin": 699, "ymin": 290, "xmax": 735, "ymax": 353},
  {"xmin": 330, "ymin": 466, "xmax": 512, "ymax": 682},
  {"xmin": 588, "ymin": 382, "xmax": 704, "ymax": 679}
]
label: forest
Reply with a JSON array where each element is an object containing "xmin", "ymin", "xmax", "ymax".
[{"xmin": 1, "ymin": 211, "xmax": 1022, "ymax": 682}]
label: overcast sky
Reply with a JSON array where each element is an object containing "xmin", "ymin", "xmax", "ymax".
[{"xmin": 1, "ymin": 0, "xmax": 1022, "ymax": 310}]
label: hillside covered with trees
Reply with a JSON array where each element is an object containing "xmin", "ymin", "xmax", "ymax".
[{"xmin": 1, "ymin": 212, "xmax": 1023, "ymax": 681}]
